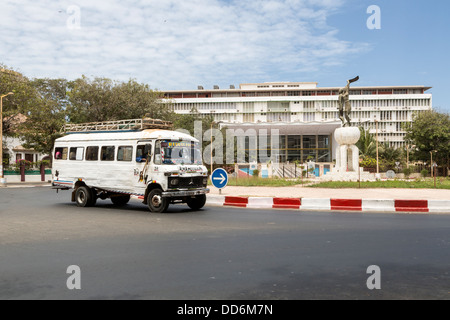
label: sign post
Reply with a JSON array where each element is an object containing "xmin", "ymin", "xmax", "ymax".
[{"xmin": 211, "ymin": 168, "xmax": 228, "ymax": 195}]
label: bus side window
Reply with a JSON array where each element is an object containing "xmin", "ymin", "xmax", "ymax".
[
  {"xmin": 136, "ymin": 144, "xmax": 152, "ymax": 162},
  {"xmin": 86, "ymin": 146, "xmax": 99, "ymax": 161},
  {"xmin": 118, "ymin": 146, "xmax": 133, "ymax": 162},
  {"xmin": 101, "ymin": 146, "xmax": 115, "ymax": 161},
  {"xmin": 70, "ymin": 147, "xmax": 84, "ymax": 161},
  {"xmin": 55, "ymin": 147, "xmax": 68, "ymax": 160}
]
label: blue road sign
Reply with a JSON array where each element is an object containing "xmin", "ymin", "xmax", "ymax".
[{"xmin": 211, "ymin": 168, "xmax": 228, "ymax": 189}]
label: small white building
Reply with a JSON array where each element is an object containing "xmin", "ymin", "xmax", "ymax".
[{"xmin": 3, "ymin": 136, "xmax": 49, "ymax": 166}]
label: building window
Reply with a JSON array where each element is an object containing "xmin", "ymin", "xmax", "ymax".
[
  {"xmin": 318, "ymin": 136, "xmax": 329, "ymax": 149},
  {"xmin": 2, "ymin": 152, "xmax": 10, "ymax": 166},
  {"xmin": 303, "ymin": 135, "xmax": 316, "ymax": 149},
  {"xmin": 303, "ymin": 112, "xmax": 315, "ymax": 122},
  {"xmin": 267, "ymin": 112, "xmax": 290, "ymax": 122}
]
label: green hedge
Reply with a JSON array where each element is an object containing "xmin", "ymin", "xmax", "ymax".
[{"xmin": 4, "ymin": 169, "xmax": 51, "ymax": 175}]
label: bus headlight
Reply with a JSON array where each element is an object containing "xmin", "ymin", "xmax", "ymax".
[
  {"xmin": 170, "ymin": 178, "xmax": 179, "ymax": 186},
  {"xmin": 203, "ymin": 178, "xmax": 208, "ymax": 185}
]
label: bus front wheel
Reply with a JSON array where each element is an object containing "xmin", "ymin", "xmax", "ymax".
[{"xmin": 147, "ymin": 189, "xmax": 169, "ymax": 213}]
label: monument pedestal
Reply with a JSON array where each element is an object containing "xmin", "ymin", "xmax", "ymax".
[{"xmin": 322, "ymin": 127, "xmax": 375, "ymax": 182}]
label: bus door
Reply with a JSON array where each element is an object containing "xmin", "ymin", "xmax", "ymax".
[{"xmin": 135, "ymin": 141, "xmax": 153, "ymax": 188}]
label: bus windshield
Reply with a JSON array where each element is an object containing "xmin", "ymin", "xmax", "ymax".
[{"xmin": 156, "ymin": 140, "xmax": 202, "ymax": 165}]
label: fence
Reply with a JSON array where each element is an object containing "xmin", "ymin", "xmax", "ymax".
[{"xmin": 2, "ymin": 166, "xmax": 51, "ymax": 183}]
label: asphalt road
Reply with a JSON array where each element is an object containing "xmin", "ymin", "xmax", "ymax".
[{"xmin": 0, "ymin": 187, "xmax": 449, "ymax": 300}]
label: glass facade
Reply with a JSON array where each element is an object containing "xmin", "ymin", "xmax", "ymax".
[{"xmin": 239, "ymin": 134, "xmax": 331, "ymax": 163}]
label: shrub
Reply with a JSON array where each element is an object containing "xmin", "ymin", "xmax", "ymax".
[
  {"xmin": 15, "ymin": 159, "xmax": 33, "ymax": 170},
  {"xmin": 360, "ymin": 156, "xmax": 377, "ymax": 169},
  {"xmin": 421, "ymin": 169, "xmax": 429, "ymax": 178},
  {"xmin": 403, "ymin": 167, "xmax": 412, "ymax": 178}
]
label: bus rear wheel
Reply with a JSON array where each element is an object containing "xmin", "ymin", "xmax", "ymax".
[
  {"xmin": 75, "ymin": 186, "xmax": 96, "ymax": 207},
  {"xmin": 147, "ymin": 189, "xmax": 169, "ymax": 213}
]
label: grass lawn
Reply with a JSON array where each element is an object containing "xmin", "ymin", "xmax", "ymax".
[
  {"xmin": 225, "ymin": 176, "xmax": 450, "ymax": 189},
  {"xmin": 309, "ymin": 178, "xmax": 450, "ymax": 189},
  {"xmin": 226, "ymin": 177, "xmax": 307, "ymax": 187}
]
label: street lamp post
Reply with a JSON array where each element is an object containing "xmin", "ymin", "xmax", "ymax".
[
  {"xmin": 209, "ymin": 120, "xmax": 222, "ymax": 174},
  {"xmin": 406, "ymin": 144, "xmax": 410, "ymax": 169},
  {"xmin": 430, "ymin": 150, "xmax": 437, "ymax": 188},
  {"xmin": 210, "ymin": 122, "xmax": 213, "ymax": 174},
  {"xmin": 1, "ymin": 92, "xmax": 14, "ymax": 186}
]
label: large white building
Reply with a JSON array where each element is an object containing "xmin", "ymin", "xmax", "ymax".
[{"xmin": 164, "ymin": 82, "xmax": 432, "ymax": 165}]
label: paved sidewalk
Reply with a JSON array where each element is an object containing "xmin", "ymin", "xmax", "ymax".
[
  {"xmin": 209, "ymin": 185, "xmax": 450, "ymax": 200},
  {"xmin": 0, "ymin": 181, "xmax": 51, "ymax": 188},
  {"xmin": 207, "ymin": 186, "xmax": 450, "ymax": 213}
]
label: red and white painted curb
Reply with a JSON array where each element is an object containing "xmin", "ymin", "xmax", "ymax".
[{"xmin": 206, "ymin": 196, "xmax": 450, "ymax": 213}]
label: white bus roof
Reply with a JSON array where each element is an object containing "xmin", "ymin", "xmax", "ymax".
[{"xmin": 56, "ymin": 129, "xmax": 198, "ymax": 143}]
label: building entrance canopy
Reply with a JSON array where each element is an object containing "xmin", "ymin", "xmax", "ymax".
[{"xmin": 221, "ymin": 121, "xmax": 341, "ymax": 136}]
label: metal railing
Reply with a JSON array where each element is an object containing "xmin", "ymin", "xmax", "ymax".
[{"xmin": 63, "ymin": 118, "xmax": 173, "ymax": 133}]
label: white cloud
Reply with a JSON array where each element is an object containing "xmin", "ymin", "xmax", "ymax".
[{"xmin": 0, "ymin": 0, "xmax": 369, "ymax": 89}]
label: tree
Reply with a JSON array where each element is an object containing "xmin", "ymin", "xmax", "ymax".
[
  {"xmin": 404, "ymin": 110, "xmax": 450, "ymax": 175},
  {"xmin": 356, "ymin": 127, "xmax": 376, "ymax": 158},
  {"xmin": 19, "ymin": 78, "xmax": 68, "ymax": 156},
  {"xmin": 172, "ymin": 106, "xmax": 214, "ymax": 137},
  {"xmin": 66, "ymin": 76, "xmax": 171, "ymax": 123},
  {"xmin": 0, "ymin": 65, "xmax": 40, "ymax": 136},
  {"xmin": 379, "ymin": 142, "xmax": 402, "ymax": 171}
]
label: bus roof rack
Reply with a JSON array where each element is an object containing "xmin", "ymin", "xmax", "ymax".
[{"xmin": 63, "ymin": 118, "xmax": 173, "ymax": 133}]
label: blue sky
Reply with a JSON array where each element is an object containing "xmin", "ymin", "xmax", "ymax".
[{"xmin": 1, "ymin": 0, "xmax": 449, "ymax": 112}]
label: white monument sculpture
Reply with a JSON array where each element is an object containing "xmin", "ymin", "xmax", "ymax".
[
  {"xmin": 335, "ymin": 127, "xmax": 360, "ymax": 173},
  {"xmin": 322, "ymin": 77, "xmax": 374, "ymax": 182}
]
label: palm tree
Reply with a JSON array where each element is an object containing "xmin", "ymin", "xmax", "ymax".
[
  {"xmin": 356, "ymin": 127, "xmax": 376, "ymax": 158},
  {"xmin": 380, "ymin": 142, "xmax": 402, "ymax": 170}
]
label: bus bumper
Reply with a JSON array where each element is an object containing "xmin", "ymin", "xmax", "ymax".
[{"xmin": 162, "ymin": 188, "xmax": 210, "ymax": 198}]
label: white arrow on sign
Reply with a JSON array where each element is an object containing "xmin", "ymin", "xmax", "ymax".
[{"xmin": 213, "ymin": 173, "xmax": 226, "ymax": 184}]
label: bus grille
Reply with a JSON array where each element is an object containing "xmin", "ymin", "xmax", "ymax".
[{"xmin": 169, "ymin": 177, "xmax": 206, "ymax": 189}]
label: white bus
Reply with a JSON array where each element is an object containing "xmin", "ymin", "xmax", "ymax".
[{"xmin": 52, "ymin": 120, "xmax": 209, "ymax": 213}]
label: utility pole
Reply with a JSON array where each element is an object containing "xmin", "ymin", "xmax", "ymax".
[
  {"xmin": 0, "ymin": 92, "xmax": 14, "ymax": 186},
  {"xmin": 375, "ymin": 116, "xmax": 379, "ymax": 179}
]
